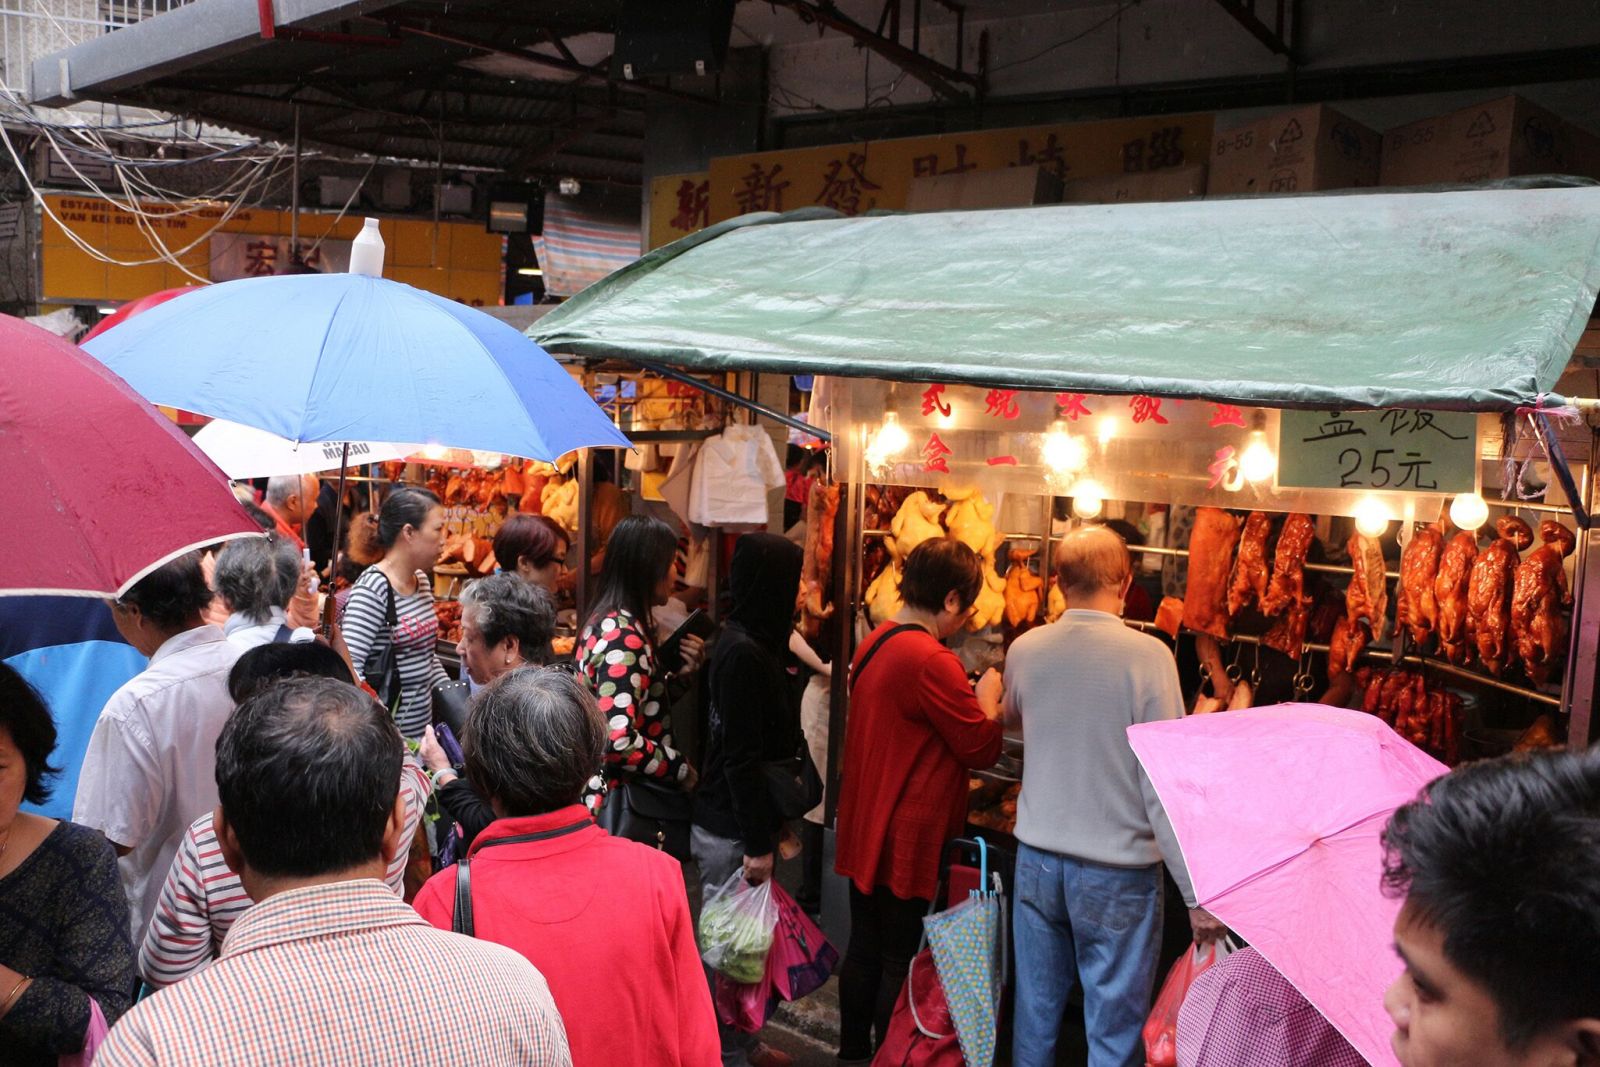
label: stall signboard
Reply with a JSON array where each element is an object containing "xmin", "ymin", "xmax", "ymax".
[
  {"xmin": 39, "ymin": 194, "xmax": 504, "ymax": 305},
  {"xmin": 648, "ymin": 171, "xmax": 711, "ymax": 251},
  {"xmin": 210, "ymin": 234, "xmax": 351, "ymax": 279},
  {"xmin": 1277, "ymin": 409, "xmax": 1479, "ymax": 494},
  {"xmin": 698, "ymin": 113, "xmax": 1212, "ymax": 229}
]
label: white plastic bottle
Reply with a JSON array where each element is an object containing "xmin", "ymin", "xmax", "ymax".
[{"xmin": 348, "ymin": 217, "xmax": 385, "ymax": 277}]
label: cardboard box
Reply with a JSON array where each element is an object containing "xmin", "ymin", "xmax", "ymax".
[
  {"xmin": 1380, "ymin": 95, "xmax": 1590, "ymax": 186},
  {"xmin": 1061, "ymin": 164, "xmax": 1207, "ymax": 204},
  {"xmin": 904, "ymin": 165, "xmax": 1063, "ymax": 212},
  {"xmin": 1208, "ymin": 105, "xmax": 1381, "ymax": 195}
]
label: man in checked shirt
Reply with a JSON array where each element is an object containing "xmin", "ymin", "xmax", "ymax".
[{"xmin": 97, "ymin": 676, "xmax": 571, "ymax": 1066}]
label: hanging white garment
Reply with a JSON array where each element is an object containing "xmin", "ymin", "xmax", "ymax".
[{"xmin": 688, "ymin": 424, "xmax": 785, "ymax": 526}]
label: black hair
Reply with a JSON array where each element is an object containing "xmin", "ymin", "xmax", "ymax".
[
  {"xmin": 0, "ymin": 663, "xmax": 60, "ymax": 805},
  {"xmin": 583, "ymin": 514, "xmax": 677, "ymax": 640},
  {"xmin": 899, "ymin": 537, "xmax": 984, "ymax": 614},
  {"xmin": 1381, "ymin": 747, "xmax": 1600, "ymax": 1046},
  {"xmin": 119, "ymin": 551, "xmax": 213, "ymax": 630},
  {"xmin": 465, "ymin": 667, "xmax": 605, "ymax": 816},
  {"xmin": 228, "ymin": 641, "xmax": 355, "ymax": 703},
  {"xmin": 376, "ymin": 487, "xmax": 441, "ymax": 548},
  {"xmin": 241, "ymin": 502, "xmax": 276, "ymax": 533},
  {"xmin": 215, "ymin": 676, "xmax": 401, "ymax": 877}
]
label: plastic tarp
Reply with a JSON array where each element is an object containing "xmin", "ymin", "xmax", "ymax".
[{"xmin": 529, "ymin": 188, "xmax": 1600, "ymax": 412}]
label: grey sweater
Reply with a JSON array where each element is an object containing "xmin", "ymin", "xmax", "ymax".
[{"xmin": 1003, "ymin": 609, "xmax": 1197, "ymax": 906}]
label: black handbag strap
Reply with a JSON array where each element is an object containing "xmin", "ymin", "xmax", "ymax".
[
  {"xmin": 848, "ymin": 624, "xmax": 923, "ymax": 693},
  {"xmin": 450, "ymin": 818, "xmax": 592, "ymax": 937}
]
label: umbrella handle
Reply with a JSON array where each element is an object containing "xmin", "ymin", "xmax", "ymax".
[{"xmin": 975, "ymin": 835, "xmax": 988, "ymax": 892}]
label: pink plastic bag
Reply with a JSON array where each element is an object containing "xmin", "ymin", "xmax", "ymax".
[{"xmin": 58, "ymin": 998, "xmax": 108, "ymax": 1067}]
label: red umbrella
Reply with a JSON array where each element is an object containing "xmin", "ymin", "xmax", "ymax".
[
  {"xmin": 80, "ymin": 287, "xmax": 194, "ymax": 343},
  {"xmin": 1, "ymin": 314, "xmax": 258, "ymax": 597}
]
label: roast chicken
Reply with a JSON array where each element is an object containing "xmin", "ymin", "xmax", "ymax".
[
  {"xmin": 1511, "ymin": 519, "xmax": 1577, "ymax": 684},
  {"xmin": 1466, "ymin": 515, "xmax": 1533, "ymax": 676},
  {"xmin": 1434, "ymin": 531, "xmax": 1479, "ymax": 665},
  {"xmin": 1226, "ymin": 512, "xmax": 1272, "ymax": 618},
  {"xmin": 1003, "ymin": 547, "xmax": 1043, "ymax": 628},
  {"xmin": 1326, "ymin": 616, "xmax": 1368, "ymax": 682},
  {"xmin": 1045, "ymin": 579, "xmax": 1067, "ymax": 624},
  {"xmin": 889, "ymin": 491, "xmax": 946, "ymax": 562},
  {"xmin": 1396, "ymin": 523, "xmax": 1446, "ymax": 651},
  {"xmin": 1182, "ymin": 508, "xmax": 1241, "ymax": 639}
]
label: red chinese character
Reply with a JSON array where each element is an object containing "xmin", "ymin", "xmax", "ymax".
[
  {"xmin": 1056, "ymin": 392, "xmax": 1092, "ymax": 421},
  {"xmin": 1208, "ymin": 403, "xmax": 1246, "ymax": 429},
  {"xmin": 1129, "ymin": 395, "xmax": 1168, "ymax": 425},
  {"xmin": 1208, "ymin": 445, "xmax": 1239, "ymax": 490},
  {"xmin": 911, "ymin": 143, "xmax": 977, "ymax": 178},
  {"xmin": 921, "ymin": 383, "xmax": 952, "ymax": 418},
  {"xmin": 984, "ymin": 389, "xmax": 1021, "ymax": 420},
  {"xmin": 243, "ymin": 239, "xmax": 278, "ymax": 277},
  {"xmin": 986, "ymin": 455, "xmax": 1019, "ymax": 467},
  {"xmin": 670, "ymin": 178, "xmax": 710, "ymax": 231},
  {"xmin": 922, "ymin": 433, "xmax": 953, "ymax": 474},
  {"xmin": 814, "ymin": 152, "xmax": 882, "ymax": 215},
  {"xmin": 734, "ymin": 162, "xmax": 791, "ymax": 213}
]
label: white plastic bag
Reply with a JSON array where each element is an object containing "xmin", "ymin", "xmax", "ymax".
[{"xmin": 698, "ymin": 869, "xmax": 778, "ymax": 984}]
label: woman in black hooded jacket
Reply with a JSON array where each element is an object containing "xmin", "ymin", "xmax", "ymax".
[{"xmin": 691, "ymin": 532, "xmax": 804, "ymax": 1067}]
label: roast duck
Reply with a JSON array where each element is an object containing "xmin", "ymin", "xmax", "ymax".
[
  {"xmin": 1511, "ymin": 520, "xmax": 1577, "ymax": 684},
  {"xmin": 797, "ymin": 482, "xmax": 839, "ymax": 641},
  {"xmin": 1395, "ymin": 522, "xmax": 1446, "ymax": 652},
  {"xmin": 1466, "ymin": 516, "xmax": 1534, "ymax": 676},
  {"xmin": 1183, "ymin": 508, "xmax": 1241, "ymax": 707},
  {"xmin": 1003, "ymin": 546, "xmax": 1044, "ymax": 629},
  {"xmin": 1434, "ymin": 531, "xmax": 1479, "ymax": 665}
]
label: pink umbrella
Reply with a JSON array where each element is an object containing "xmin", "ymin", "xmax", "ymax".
[
  {"xmin": 1127, "ymin": 704, "xmax": 1448, "ymax": 1067},
  {"xmin": 1, "ymin": 314, "xmax": 258, "ymax": 597}
]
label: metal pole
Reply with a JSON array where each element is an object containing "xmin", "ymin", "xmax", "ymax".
[
  {"xmin": 1562, "ymin": 429, "xmax": 1599, "ymax": 745},
  {"xmin": 290, "ymin": 104, "xmax": 301, "ymax": 252},
  {"xmin": 321, "ymin": 442, "xmax": 349, "ymax": 636},
  {"xmin": 575, "ymin": 447, "xmax": 594, "ymax": 626},
  {"xmin": 635, "ymin": 361, "xmax": 831, "ymax": 442}
]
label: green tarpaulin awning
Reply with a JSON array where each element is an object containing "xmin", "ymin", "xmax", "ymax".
[{"xmin": 529, "ymin": 187, "xmax": 1600, "ymax": 412}]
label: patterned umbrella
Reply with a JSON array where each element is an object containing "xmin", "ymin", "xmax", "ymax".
[{"xmin": 924, "ymin": 836, "xmax": 1005, "ymax": 1067}]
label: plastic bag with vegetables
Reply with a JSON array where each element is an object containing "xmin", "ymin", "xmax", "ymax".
[{"xmin": 698, "ymin": 870, "xmax": 778, "ymax": 984}]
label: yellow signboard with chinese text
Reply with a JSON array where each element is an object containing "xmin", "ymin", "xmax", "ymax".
[
  {"xmin": 39, "ymin": 194, "xmax": 504, "ymax": 306},
  {"xmin": 648, "ymin": 172, "xmax": 711, "ymax": 251},
  {"xmin": 704, "ymin": 114, "xmax": 1213, "ymax": 225}
]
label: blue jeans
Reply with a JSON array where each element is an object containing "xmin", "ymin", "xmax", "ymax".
[{"xmin": 1011, "ymin": 843, "xmax": 1164, "ymax": 1067}]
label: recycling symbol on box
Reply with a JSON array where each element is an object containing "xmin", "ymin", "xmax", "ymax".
[
  {"xmin": 1466, "ymin": 111, "xmax": 1496, "ymax": 139},
  {"xmin": 1274, "ymin": 118, "xmax": 1305, "ymax": 150}
]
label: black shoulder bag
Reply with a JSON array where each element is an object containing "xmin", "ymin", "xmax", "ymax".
[
  {"xmin": 360, "ymin": 573, "xmax": 404, "ymax": 718},
  {"xmin": 848, "ymin": 624, "xmax": 924, "ymax": 693},
  {"xmin": 452, "ymin": 818, "xmax": 592, "ymax": 936}
]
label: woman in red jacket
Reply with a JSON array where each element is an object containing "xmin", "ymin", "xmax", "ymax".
[
  {"xmin": 413, "ymin": 667, "xmax": 718, "ymax": 1067},
  {"xmin": 833, "ymin": 537, "xmax": 1006, "ymax": 1062}
]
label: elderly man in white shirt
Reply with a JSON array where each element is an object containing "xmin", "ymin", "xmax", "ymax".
[
  {"xmin": 75, "ymin": 551, "xmax": 244, "ymax": 943},
  {"xmin": 212, "ymin": 536, "xmax": 315, "ymax": 649}
]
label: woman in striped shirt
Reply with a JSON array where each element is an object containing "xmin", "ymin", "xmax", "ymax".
[{"xmin": 341, "ymin": 488, "xmax": 449, "ymax": 740}]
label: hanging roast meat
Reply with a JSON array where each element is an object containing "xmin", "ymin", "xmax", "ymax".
[
  {"xmin": 797, "ymin": 482, "xmax": 840, "ymax": 641},
  {"xmin": 1226, "ymin": 512, "xmax": 1272, "ymax": 618},
  {"xmin": 1261, "ymin": 513, "xmax": 1316, "ymax": 660},
  {"xmin": 1467, "ymin": 515, "xmax": 1533, "ymax": 676},
  {"xmin": 1511, "ymin": 519, "xmax": 1577, "ymax": 685},
  {"xmin": 1396, "ymin": 522, "xmax": 1446, "ymax": 651},
  {"xmin": 1434, "ymin": 531, "xmax": 1479, "ymax": 664},
  {"xmin": 1182, "ymin": 507, "xmax": 1241, "ymax": 639},
  {"xmin": 1345, "ymin": 533, "xmax": 1390, "ymax": 641}
]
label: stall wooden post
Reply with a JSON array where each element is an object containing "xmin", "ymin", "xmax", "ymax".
[
  {"xmin": 824, "ymin": 473, "xmax": 862, "ymax": 827},
  {"xmin": 1561, "ymin": 428, "xmax": 1600, "ymax": 746}
]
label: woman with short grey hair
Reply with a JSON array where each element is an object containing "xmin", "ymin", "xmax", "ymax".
[
  {"xmin": 212, "ymin": 536, "xmax": 314, "ymax": 649},
  {"xmin": 419, "ymin": 573, "xmax": 558, "ymax": 844},
  {"xmin": 413, "ymin": 668, "xmax": 719, "ymax": 1067}
]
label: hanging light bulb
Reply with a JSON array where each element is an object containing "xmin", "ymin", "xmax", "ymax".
[
  {"xmin": 1354, "ymin": 496, "xmax": 1393, "ymax": 538},
  {"xmin": 1097, "ymin": 415, "xmax": 1119, "ymax": 448},
  {"xmin": 1449, "ymin": 491, "xmax": 1490, "ymax": 532},
  {"xmin": 1239, "ymin": 428, "xmax": 1277, "ymax": 484},
  {"xmin": 1041, "ymin": 419, "xmax": 1089, "ymax": 474},
  {"xmin": 1072, "ymin": 480, "xmax": 1105, "ymax": 519},
  {"xmin": 865, "ymin": 411, "xmax": 910, "ymax": 468},
  {"xmin": 420, "ymin": 442, "xmax": 448, "ymax": 461}
]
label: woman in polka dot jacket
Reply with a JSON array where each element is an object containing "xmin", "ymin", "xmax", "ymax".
[{"xmin": 576, "ymin": 516, "xmax": 705, "ymax": 810}]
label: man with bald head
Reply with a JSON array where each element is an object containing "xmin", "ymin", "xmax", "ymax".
[{"xmin": 1005, "ymin": 523, "xmax": 1225, "ymax": 1067}]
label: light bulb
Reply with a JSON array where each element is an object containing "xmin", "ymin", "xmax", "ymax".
[
  {"xmin": 1239, "ymin": 430, "xmax": 1277, "ymax": 484},
  {"xmin": 866, "ymin": 412, "xmax": 909, "ymax": 465},
  {"xmin": 420, "ymin": 442, "xmax": 448, "ymax": 460},
  {"xmin": 1449, "ymin": 491, "xmax": 1489, "ymax": 532},
  {"xmin": 1072, "ymin": 481, "xmax": 1104, "ymax": 519},
  {"xmin": 1097, "ymin": 416, "xmax": 1118, "ymax": 448},
  {"xmin": 1041, "ymin": 420, "xmax": 1088, "ymax": 474},
  {"xmin": 1354, "ymin": 496, "xmax": 1392, "ymax": 538}
]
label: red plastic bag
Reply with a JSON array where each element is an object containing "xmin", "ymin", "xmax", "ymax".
[
  {"xmin": 1142, "ymin": 944, "xmax": 1221, "ymax": 1067},
  {"xmin": 871, "ymin": 949, "xmax": 964, "ymax": 1067}
]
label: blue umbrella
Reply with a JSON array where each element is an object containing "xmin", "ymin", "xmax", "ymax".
[{"xmin": 81, "ymin": 273, "xmax": 629, "ymax": 461}]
